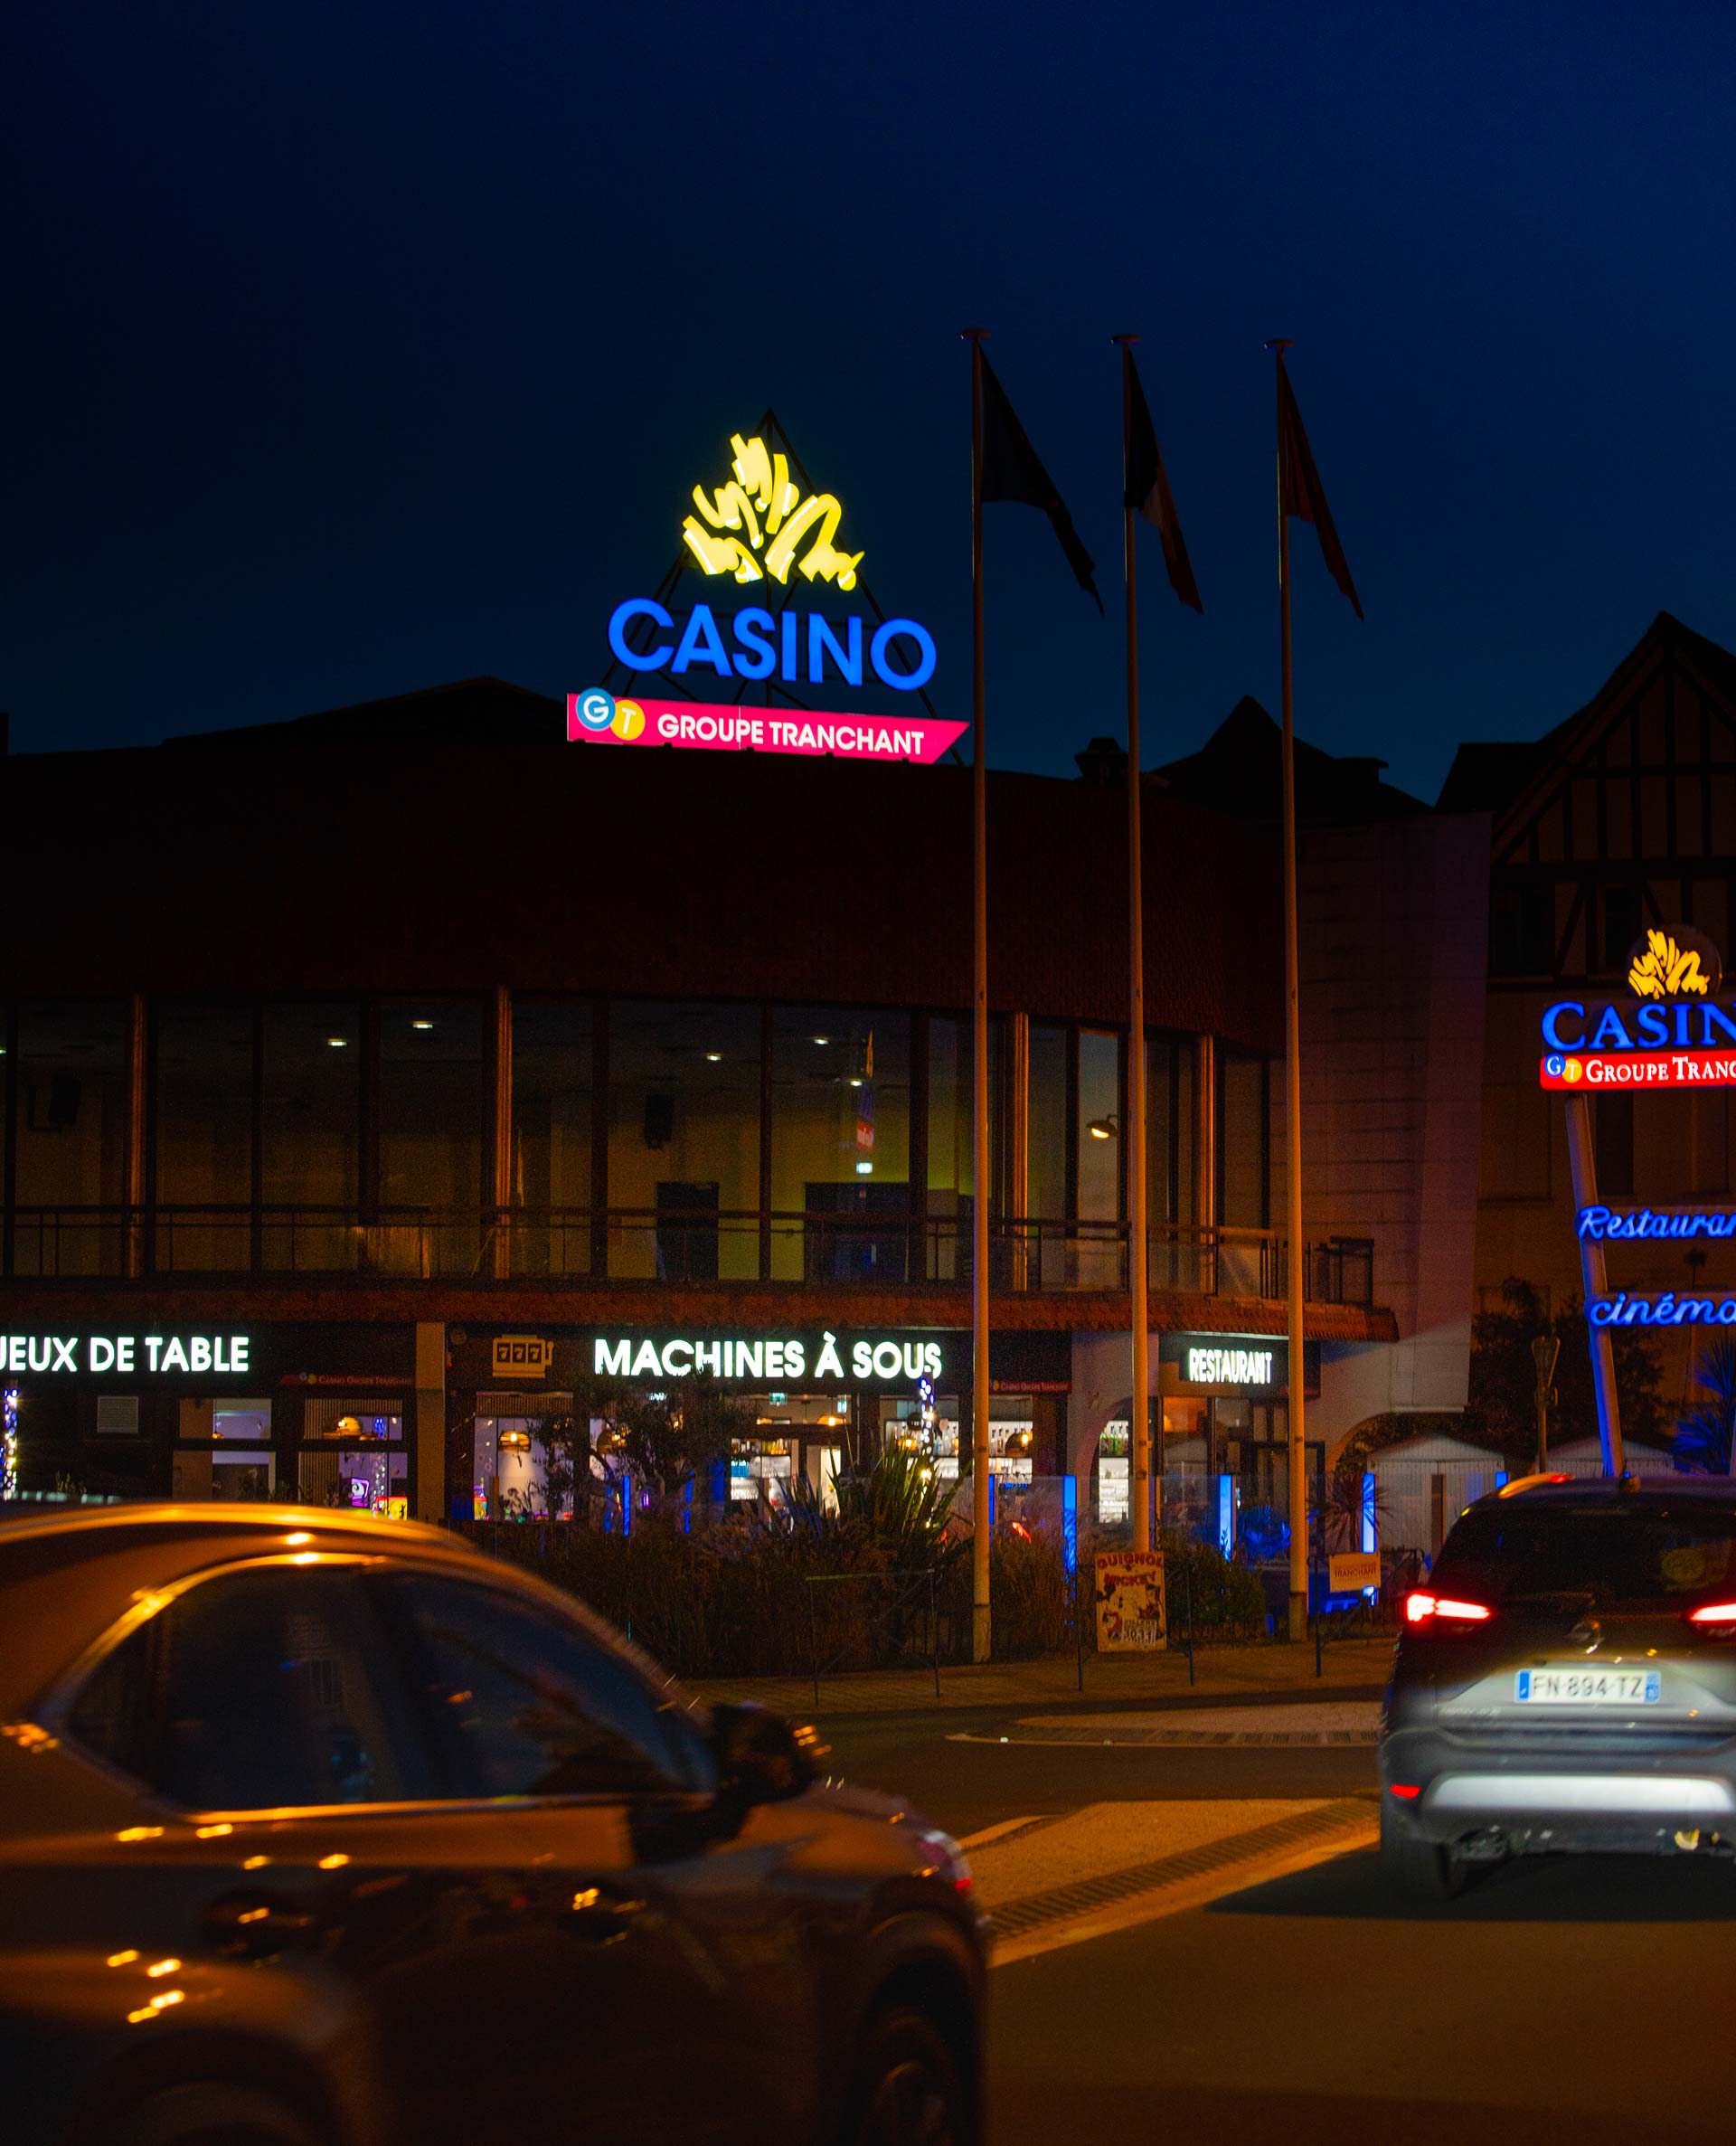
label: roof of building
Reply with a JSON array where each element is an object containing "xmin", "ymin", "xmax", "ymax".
[
  {"xmin": 1436, "ymin": 611, "xmax": 1736, "ymax": 816},
  {"xmin": 1151, "ymin": 695, "xmax": 1432, "ymax": 827}
]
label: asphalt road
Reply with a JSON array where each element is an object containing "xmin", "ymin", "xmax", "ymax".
[
  {"xmin": 822, "ymin": 1689, "xmax": 1382, "ymax": 1836},
  {"xmin": 822, "ymin": 1695, "xmax": 1736, "ymax": 2145},
  {"xmin": 991, "ymin": 1845, "xmax": 1736, "ymax": 2145}
]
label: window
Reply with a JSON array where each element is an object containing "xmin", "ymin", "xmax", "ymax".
[
  {"xmin": 154, "ymin": 1001, "xmax": 253, "ymax": 1272},
  {"xmin": 14, "ymin": 1001, "xmax": 128, "ymax": 1276},
  {"xmin": 610, "ymin": 999, "xmax": 760, "ymax": 1281},
  {"xmin": 1220, "ymin": 1055, "xmax": 1269, "ymax": 1227},
  {"xmin": 378, "ymin": 998, "xmax": 486, "ymax": 1210},
  {"xmin": 260, "ymin": 1000, "xmax": 361, "ymax": 1206},
  {"xmin": 512, "ymin": 999, "xmax": 593, "ymax": 1274},
  {"xmin": 1076, "ymin": 1031, "xmax": 1121, "ymax": 1224},
  {"xmin": 67, "ymin": 1566, "xmax": 429, "ymax": 1810},
  {"xmin": 1602, "ymin": 886, "xmax": 1643, "ymax": 971},
  {"xmin": 1488, "ymin": 884, "xmax": 1553, "ymax": 977},
  {"xmin": 377, "ymin": 1574, "xmax": 708, "ymax": 1799},
  {"xmin": 770, "ymin": 1007, "xmax": 910, "ymax": 1282}
]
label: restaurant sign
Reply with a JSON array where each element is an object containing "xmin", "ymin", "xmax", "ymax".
[{"xmin": 574, "ymin": 430, "xmax": 966, "ymax": 767}]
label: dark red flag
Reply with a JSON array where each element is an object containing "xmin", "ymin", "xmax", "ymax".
[
  {"xmin": 1278, "ymin": 357, "xmax": 1363, "ymax": 619},
  {"xmin": 979, "ymin": 350, "xmax": 1102, "ymax": 610},
  {"xmin": 1124, "ymin": 347, "xmax": 1202, "ymax": 613}
]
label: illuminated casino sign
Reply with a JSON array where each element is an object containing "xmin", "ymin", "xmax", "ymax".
[
  {"xmin": 1539, "ymin": 928, "xmax": 1736, "ymax": 1091},
  {"xmin": 572, "ymin": 429, "xmax": 966, "ymax": 767},
  {"xmin": 592, "ymin": 1329, "xmax": 948, "ymax": 1384}
]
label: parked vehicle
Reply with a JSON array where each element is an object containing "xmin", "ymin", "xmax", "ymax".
[
  {"xmin": 1380, "ymin": 1475, "xmax": 1736, "ymax": 1898},
  {"xmin": 0, "ymin": 1504, "xmax": 985, "ymax": 2144}
]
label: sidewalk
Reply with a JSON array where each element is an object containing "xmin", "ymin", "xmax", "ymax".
[{"xmin": 684, "ymin": 1634, "xmax": 1395, "ymax": 1717}]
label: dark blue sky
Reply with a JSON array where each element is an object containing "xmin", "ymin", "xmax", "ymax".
[{"xmin": 7, "ymin": 1, "xmax": 1735, "ymax": 800}]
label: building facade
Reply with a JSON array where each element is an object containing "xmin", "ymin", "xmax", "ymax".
[
  {"xmin": 1442, "ymin": 610, "xmax": 1736, "ymax": 1421},
  {"xmin": 3, "ymin": 676, "xmax": 1458, "ymax": 1531}
]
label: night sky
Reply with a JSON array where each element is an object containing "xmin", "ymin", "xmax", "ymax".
[{"xmin": 8, "ymin": 1, "xmax": 1735, "ymax": 802}]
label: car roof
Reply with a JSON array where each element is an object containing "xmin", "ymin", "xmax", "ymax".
[
  {"xmin": 0, "ymin": 1500, "xmax": 470, "ymax": 1555},
  {"xmin": 1471, "ymin": 1475, "xmax": 1736, "ymax": 1515},
  {"xmin": 0, "ymin": 1503, "xmax": 587, "ymax": 1720}
]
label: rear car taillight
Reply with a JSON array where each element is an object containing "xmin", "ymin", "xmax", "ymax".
[
  {"xmin": 1404, "ymin": 1591, "xmax": 1494, "ymax": 1626},
  {"xmin": 1687, "ymin": 1602, "xmax": 1736, "ymax": 1626}
]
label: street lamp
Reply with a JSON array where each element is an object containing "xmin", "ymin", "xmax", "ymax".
[{"xmin": 1530, "ymin": 1334, "xmax": 1561, "ymax": 1475}]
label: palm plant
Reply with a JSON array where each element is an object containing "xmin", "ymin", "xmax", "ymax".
[{"xmin": 1673, "ymin": 1337, "xmax": 1736, "ymax": 1474}]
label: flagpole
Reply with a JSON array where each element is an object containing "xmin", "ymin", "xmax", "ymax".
[
  {"xmin": 1113, "ymin": 336, "xmax": 1153, "ymax": 1555},
  {"xmin": 965, "ymin": 326, "xmax": 992, "ymax": 1664},
  {"xmin": 1268, "ymin": 338, "xmax": 1309, "ymax": 1643}
]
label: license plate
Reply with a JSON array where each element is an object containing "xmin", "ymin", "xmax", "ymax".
[{"xmin": 1515, "ymin": 1668, "xmax": 1661, "ymax": 1706}]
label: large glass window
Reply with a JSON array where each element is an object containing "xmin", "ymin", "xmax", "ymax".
[
  {"xmin": 512, "ymin": 998, "xmax": 593, "ymax": 1275},
  {"xmin": 771, "ymin": 1007, "xmax": 910, "ymax": 1282},
  {"xmin": 1075, "ymin": 1029, "xmax": 1122, "ymax": 1286},
  {"xmin": 609, "ymin": 999, "xmax": 760, "ymax": 1281},
  {"xmin": 154, "ymin": 1002, "xmax": 253, "ymax": 1272},
  {"xmin": 260, "ymin": 1001, "xmax": 360, "ymax": 1270},
  {"xmin": 1147, "ymin": 1035, "xmax": 1198, "ymax": 1286},
  {"xmin": 378, "ymin": 998, "xmax": 486, "ymax": 1271},
  {"xmin": 1220, "ymin": 1054, "xmax": 1269, "ymax": 1228},
  {"xmin": 13, "ymin": 1001, "xmax": 128, "ymax": 1275},
  {"xmin": 378, "ymin": 999, "xmax": 486, "ymax": 1209},
  {"xmin": 927, "ymin": 1015, "xmax": 972, "ymax": 1280}
]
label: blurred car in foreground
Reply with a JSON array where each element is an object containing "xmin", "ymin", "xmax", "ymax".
[
  {"xmin": 1380, "ymin": 1475, "xmax": 1736, "ymax": 1898},
  {"xmin": 0, "ymin": 1504, "xmax": 984, "ymax": 2145}
]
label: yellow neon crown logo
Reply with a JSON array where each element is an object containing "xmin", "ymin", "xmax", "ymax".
[
  {"xmin": 682, "ymin": 433, "xmax": 863, "ymax": 591},
  {"xmin": 1628, "ymin": 929, "xmax": 1713, "ymax": 1000}
]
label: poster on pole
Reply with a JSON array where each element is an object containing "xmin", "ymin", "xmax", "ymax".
[{"xmin": 1094, "ymin": 1548, "xmax": 1166, "ymax": 1651}]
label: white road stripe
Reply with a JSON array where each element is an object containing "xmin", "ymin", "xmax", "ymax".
[{"xmin": 958, "ymin": 1816, "xmax": 1047, "ymax": 1849}]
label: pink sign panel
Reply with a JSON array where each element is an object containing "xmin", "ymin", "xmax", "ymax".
[{"xmin": 568, "ymin": 691, "xmax": 967, "ymax": 766}]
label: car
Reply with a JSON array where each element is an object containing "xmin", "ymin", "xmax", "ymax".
[
  {"xmin": 1379, "ymin": 1474, "xmax": 1736, "ymax": 1899},
  {"xmin": 0, "ymin": 1503, "xmax": 986, "ymax": 2146}
]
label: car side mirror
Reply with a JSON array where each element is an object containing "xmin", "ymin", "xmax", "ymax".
[{"xmin": 711, "ymin": 1703, "xmax": 823, "ymax": 1819}]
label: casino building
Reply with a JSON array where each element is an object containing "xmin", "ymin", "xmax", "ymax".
[
  {"xmin": 0, "ymin": 673, "xmax": 1483, "ymax": 1531},
  {"xmin": 1442, "ymin": 610, "xmax": 1736, "ymax": 1413}
]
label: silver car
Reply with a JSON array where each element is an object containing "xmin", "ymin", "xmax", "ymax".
[{"xmin": 1379, "ymin": 1476, "xmax": 1736, "ymax": 1898}]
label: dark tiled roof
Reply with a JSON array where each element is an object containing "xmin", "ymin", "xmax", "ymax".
[{"xmin": 1153, "ymin": 695, "xmax": 1430, "ymax": 826}]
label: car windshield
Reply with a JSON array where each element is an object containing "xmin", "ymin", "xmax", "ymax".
[{"xmin": 1430, "ymin": 1503, "xmax": 1736, "ymax": 1613}]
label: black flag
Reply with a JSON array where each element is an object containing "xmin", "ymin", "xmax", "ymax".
[
  {"xmin": 1125, "ymin": 348, "xmax": 1203, "ymax": 612},
  {"xmin": 979, "ymin": 352, "xmax": 1101, "ymax": 610},
  {"xmin": 1277, "ymin": 357, "xmax": 1363, "ymax": 619}
]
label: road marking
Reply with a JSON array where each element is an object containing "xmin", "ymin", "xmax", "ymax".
[
  {"xmin": 958, "ymin": 1816, "xmax": 1047, "ymax": 1850},
  {"xmin": 989, "ymin": 1807, "xmax": 1379, "ymax": 1965}
]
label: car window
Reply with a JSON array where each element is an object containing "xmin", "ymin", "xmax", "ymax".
[
  {"xmin": 1431, "ymin": 1504, "xmax": 1736, "ymax": 1611},
  {"xmin": 373, "ymin": 1572, "xmax": 709, "ymax": 1801},
  {"xmin": 67, "ymin": 1565, "xmax": 433, "ymax": 1810}
]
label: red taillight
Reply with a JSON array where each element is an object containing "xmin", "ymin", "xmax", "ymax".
[
  {"xmin": 1389, "ymin": 1783, "xmax": 1422, "ymax": 1801},
  {"xmin": 1405, "ymin": 1591, "xmax": 1494, "ymax": 1625},
  {"xmin": 1688, "ymin": 1602, "xmax": 1736, "ymax": 1625}
]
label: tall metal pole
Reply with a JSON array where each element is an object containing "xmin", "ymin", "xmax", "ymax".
[
  {"xmin": 1270, "ymin": 341, "xmax": 1309, "ymax": 1642},
  {"xmin": 966, "ymin": 328, "xmax": 993, "ymax": 1662},
  {"xmin": 1563, "ymin": 1093, "xmax": 1626, "ymax": 1476},
  {"xmin": 1114, "ymin": 336, "xmax": 1153, "ymax": 1553}
]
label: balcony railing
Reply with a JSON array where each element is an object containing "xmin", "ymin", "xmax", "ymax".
[{"xmin": 4, "ymin": 1205, "xmax": 1377, "ymax": 1309}]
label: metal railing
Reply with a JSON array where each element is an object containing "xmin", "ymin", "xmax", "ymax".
[{"xmin": 4, "ymin": 1203, "xmax": 1376, "ymax": 1307}]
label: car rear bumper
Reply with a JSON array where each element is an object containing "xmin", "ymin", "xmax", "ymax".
[{"xmin": 1382, "ymin": 1725, "xmax": 1736, "ymax": 1850}]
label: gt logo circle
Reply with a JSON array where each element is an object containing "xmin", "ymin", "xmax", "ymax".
[
  {"xmin": 576, "ymin": 688, "xmax": 616, "ymax": 733},
  {"xmin": 1545, "ymin": 1054, "xmax": 1565, "ymax": 1079},
  {"xmin": 1563, "ymin": 1058, "xmax": 1583, "ymax": 1083},
  {"xmin": 611, "ymin": 699, "xmax": 646, "ymax": 741}
]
